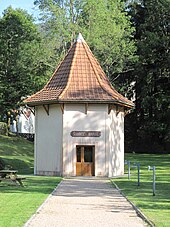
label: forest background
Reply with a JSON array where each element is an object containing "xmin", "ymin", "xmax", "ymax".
[{"xmin": 0, "ymin": 0, "xmax": 169, "ymax": 153}]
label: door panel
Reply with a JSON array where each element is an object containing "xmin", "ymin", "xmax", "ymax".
[
  {"xmin": 76, "ymin": 163, "xmax": 82, "ymax": 176},
  {"xmin": 76, "ymin": 146, "xmax": 82, "ymax": 176},
  {"xmin": 76, "ymin": 146, "xmax": 95, "ymax": 176},
  {"xmin": 84, "ymin": 146, "xmax": 93, "ymax": 162}
]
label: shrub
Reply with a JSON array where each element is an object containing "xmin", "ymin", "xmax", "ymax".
[
  {"xmin": 0, "ymin": 157, "xmax": 5, "ymax": 170},
  {"xmin": 0, "ymin": 122, "xmax": 8, "ymax": 135}
]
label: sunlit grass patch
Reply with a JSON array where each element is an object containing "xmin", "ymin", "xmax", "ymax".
[
  {"xmin": 111, "ymin": 153, "xmax": 170, "ymax": 227},
  {"xmin": 0, "ymin": 135, "xmax": 34, "ymax": 174},
  {"xmin": 0, "ymin": 175, "xmax": 62, "ymax": 227}
]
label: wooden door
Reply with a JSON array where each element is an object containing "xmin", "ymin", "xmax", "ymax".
[{"xmin": 76, "ymin": 146, "xmax": 95, "ymax": 176}]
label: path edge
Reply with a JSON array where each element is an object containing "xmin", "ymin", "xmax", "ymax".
[
  {"xmin": 111, "ymin": 180, "xmax": 155, "ymax": 227},
  {"xmin": 23, "ymin": 180, "xmax": 63, "ymax": 227}
]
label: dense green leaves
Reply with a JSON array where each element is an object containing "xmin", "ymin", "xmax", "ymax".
[
  {"xmin": 34, "ymin": 0, "xmax": 137, "ymax": 79},
  {"xmin": 0, "ymin": 7, "xmax": 51, "ymax": 119},
  {"xmin": 0, "ymin": 1, "xmax": 169, "ymax": 152},
  {"xmin": 79, "ymin": 0, "xmax": 137, "ymax": 78},
  {"xmin": 125, "ymin": 0, "xmax": 170, "ymax": 152}
]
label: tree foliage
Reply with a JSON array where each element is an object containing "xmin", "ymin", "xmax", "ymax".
[
  {"xmin": 34, "ymin": 0, "xmax": 137, "ymax": 80},
  {"xmin": 125, "ymin": 0, "xmax": 170, "ymax": 152},
  {"xmin": 0, "ymin": 7, "xmax": 51, "ymax": 119},
  {"xmin": 0, "ymin": 1, "xmax": 169, "ymax": 152}
]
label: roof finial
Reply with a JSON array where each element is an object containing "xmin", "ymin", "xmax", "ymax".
[{"xmin": 76, "ymin": 33, "xmax": 85, "ymax": 43}]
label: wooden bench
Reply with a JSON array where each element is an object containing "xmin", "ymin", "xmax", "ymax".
[
  {"xmin": 16, "ymin": 177, "xmax": 26, "ymax": 187},
  {"xmin": 0, "ymin": 170, "xmax": 26, "ymax": 187}
]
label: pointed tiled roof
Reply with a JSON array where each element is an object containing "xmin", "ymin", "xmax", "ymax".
[{"xmin": 24, "ymin": 33, "xmax": 134, "ymax": 108}]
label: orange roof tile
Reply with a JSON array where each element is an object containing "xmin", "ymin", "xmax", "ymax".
[{"xmin": 24, "ymin": 33, "xmax": 134, "ymax": 108}]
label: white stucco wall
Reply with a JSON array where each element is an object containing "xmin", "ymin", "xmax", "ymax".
[
  {"xmin": 35, "ymin": 104, "xmax": 63, "ymax": 175},
  {"xmin": 107, "ymin": 107, "xmax": 124, "ymax": 177},
  {"xmin": 34, "ymin": 103, "xmax": 124, "ymax": 177},
  {"xmin": 63, "ymin": 104, "xmax": 124, "ymax": 177},
  {"xmin": 63, "ymin": 104, "xmax": 107, "ymax": 176}
]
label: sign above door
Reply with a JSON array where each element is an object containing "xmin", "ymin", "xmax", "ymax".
[{"xmin": 70, "ymin": 131, "xmax": 101, "ymax": 137}]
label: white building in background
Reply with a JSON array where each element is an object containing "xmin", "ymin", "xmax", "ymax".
[
  {"xmin": 10, "ymin": 108, "xmax": 35, "ymax": 134},
  {"xmin": 24, "ymin": 33, "xmax": 134, "ymax": 177}
]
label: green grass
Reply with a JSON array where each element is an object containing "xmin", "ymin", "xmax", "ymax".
[
  {"xmin": 0, "ymin": 134, "xmax": 34, "ymax": 174},
  {"xmin": 1, "ymin": 135, "xmax": 169, "ymax": 226},
  {"xmin": 111, "ymin": 153, "xmax": 170, "ymax": 227},
  {"xmin": 0, "ymin": 135, "xmax": 62, "ymax": 227},
  {"xmin": 0, "ymin": 175, "xmax": 62, "ymax": 227}
]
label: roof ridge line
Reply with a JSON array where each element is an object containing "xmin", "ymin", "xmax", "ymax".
[
  {"xmin": 24, "ymin": 44, "xmax": 77, "ymax": 103},
  {"xmin": 82, "ymin": 41, "xmax": 114, "ymax": 99},
  {"xmin": 24, "ymin": 87, "xmax": 44, "ymax": 103},
  {"xmin": 43, "ymin": 62, "xmax": 63, "ymax": 90},
  {"xmin": 59, "ymin": 43, "xmax": 78, "ymax": 99},
  {"xmin": 44, "ymin": 44, "xmax": 75, "ymax": 91},
  {"xmin": 82, "ymin": 42, "xmax": 131, "ymax": 105}
]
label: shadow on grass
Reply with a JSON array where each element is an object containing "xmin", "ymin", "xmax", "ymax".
[
  {"xmin": 1, "ymin": 158, "xmax": 33, "ymax": 174},
  {"xmin": 0, "ymin": 176, "xmax": 62, "ymax": 195},
  {"xmin": 124, "ymin": 153, "xmax": 170, "ymax": 167},
  {"xmin": 113, "ymin": 153, "xmax": 170, "ymax": 214},
  {"xmin": 113, "ymin": 180, "xmax": 170, "ymax": 213},
  {"xmin": 0, "ymin": 135, "xmax": 34, "ymax": 157}
]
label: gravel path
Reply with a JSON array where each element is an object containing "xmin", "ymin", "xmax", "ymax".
[{"xmin": 24, "ymin": 178, "xmax": 147, "ymax": 227}]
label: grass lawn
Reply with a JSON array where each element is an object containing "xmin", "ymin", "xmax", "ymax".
[
  {"xmin": 0, "ymin": 175, "xmax": 62, "ymax": 227},
  {"xmin": 0, "ymin": 134, "xmax": 34, "ymax": 174},
  {"xmin": 111, "ymin": 153, "xmax": 170, "ymax": 227},
  {"xmin": 1, "ymin": 135, "xmax": 169, "ymax": 226},
  {"xmin": 0, "ymin": 135, "xmax": 62, "ymax": 226}
]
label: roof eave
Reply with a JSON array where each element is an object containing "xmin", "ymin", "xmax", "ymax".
[{"xmin": 24, "ymin": 99, "xmax": 134, "ymax": 108}]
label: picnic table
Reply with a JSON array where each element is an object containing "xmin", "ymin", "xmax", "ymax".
[{"xmin": 0, "ymin": 170, "xmax": 26, "ymax": 187}]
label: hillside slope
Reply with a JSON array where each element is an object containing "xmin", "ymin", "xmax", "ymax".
[{"xmin": 0, "ymin": 135, "xmax": 34, "ymax": 174}]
